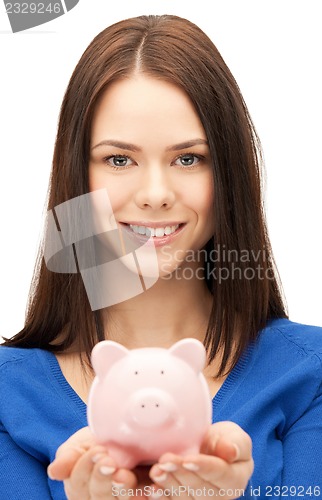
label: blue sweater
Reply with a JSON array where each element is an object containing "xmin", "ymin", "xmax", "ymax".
[{"xmin": 0, "ymin": 318, "xmax": 322, "ymax": 499}]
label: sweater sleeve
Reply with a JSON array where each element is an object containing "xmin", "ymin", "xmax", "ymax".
[
  {"xmin": 280, "ymin": 384, "xmax": 322, "ymax": 498},
  {"xmin": 0, "ymin": 422, "xmax": 53, "ymax": 499}
]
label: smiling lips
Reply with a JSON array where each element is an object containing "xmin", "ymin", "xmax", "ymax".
[
  {"xmin": 121, "ymin": 222, "xmax": 185, "ymax": 240},
  {"xmin": 129, "ymin": 224, "xmax": 179, "ymax": 237}
]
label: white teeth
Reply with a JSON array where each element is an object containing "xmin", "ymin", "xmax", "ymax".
[
  {"xmin": 129, "ymin": 224, "xmax": 180, "ymax": 237},
  {"xmin": 155, "ymin": 227, "xmax": 164, "ymax": 237}
]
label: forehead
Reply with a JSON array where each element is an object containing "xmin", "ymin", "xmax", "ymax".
[{"xmin": 91, "ymin": 75, "xmax": 207, "ymax": 146}]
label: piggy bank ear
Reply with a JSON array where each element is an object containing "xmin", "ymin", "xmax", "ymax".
[
  {"xmin": 169, "ymin": 338, "xmax": 206, "ymax": 373},
  {"xmin": 91, "ymin": 340, "xmax": 128, "ymax": 379}
]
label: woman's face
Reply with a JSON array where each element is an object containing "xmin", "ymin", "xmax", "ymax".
[{"xmin": 89, "ymin": 75, "xmax": 214, "ymax": 278}]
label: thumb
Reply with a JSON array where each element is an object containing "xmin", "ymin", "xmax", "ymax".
[
  {"xmin": 200, "ymin": 421, "xmax": 251, "ymax": 463},
  {"xmin": 47, "ymin": 446, "xmax": 87, "ymax": 480}
]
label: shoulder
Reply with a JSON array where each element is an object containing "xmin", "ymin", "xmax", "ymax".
[
  {"xmin": 0, "ymin": 346, "xmax": 67, "ymax": 424},
  {"xmin": 241, "ymin": 319, "xmax": 322, "ymax": 429},
  {"xmin": 251, "ymin": 318, "xmax": 322, "ymax": 388},
  {"xmin": 0, "ymin": 347, "xmax": 52, "ymax": 422},
  {"xmin": 0, "ymin": 346, "xmax": 52, "ymax": 384},
  {"xmin": 260, "ymin": 317, "xmax": 322, "ymax": 360},
  {"xmin": 0, "ymin": 345, "xmax": 39, "ymax": 369}
]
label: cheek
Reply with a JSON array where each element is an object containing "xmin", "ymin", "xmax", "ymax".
[
  {"xmin": 199, "ymin": 173, "xmax": 214, "ymax": 219},
  {"xmin": 89, "ymin": 166, "xmax": 131, "ymax": 215},
  {"xmin": 200, "ymin": 183, "xmax": 214, "ymax": 218},
  {"xmin": 180, "ymin": 174, "xmax": 214, "ymax": 219},
  {"xmin": 185, "ymin": 174, "xmax": 215, "ymax": 247}
]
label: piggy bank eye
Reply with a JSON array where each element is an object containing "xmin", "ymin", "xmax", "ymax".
[
  {"xmin": 134, "ymin": 371, "xmax": 139, "ymax": 375},
  {"xmin": 161, "ymin": 370, "xmax": 164, "ymax": 375}
]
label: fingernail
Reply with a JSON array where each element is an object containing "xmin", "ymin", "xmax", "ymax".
[
  {"xmin": 112, "ymin": 481, "xmax": 125, "ymax": 488},
  {"xmin": 92, "ymin": 453, "xmax": 106, "ymax": 463},
  {"xmin": 99, "ymin": 465, "xmax": 116, "ymax": 475},
  {"xmin": 151, "ymin": 472, "xmax": 168, "ymax": 482},
  {"xmin": 158, "ymin": 462, "xmax": 177, "ymax": 472},
  {"xmin": 233, "ymin": 443, "xmax": 240, "ymax": 461},
  {"xmin": 182, "ymin": 462, "xmax": 199, "ymax": 471}
]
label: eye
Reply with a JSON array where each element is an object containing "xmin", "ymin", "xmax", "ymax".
[
  {"xmin": 161, "ymin": 370, "xmax": 164, "ymax": 375},
  {"xmin": 134, "ymin": 370, "xmax": 139, "ymax": 375},
  {"xmin": 103, "ymin": 154, "xmax": 135, "ymax": 169},
  {"xmin": 173, "ymin": 153, "xmax": 202, "ymax": 168}
]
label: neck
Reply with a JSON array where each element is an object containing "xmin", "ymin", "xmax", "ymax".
[{"xmin": 103, "ymin": 266, "xmax": 213, "ymax": 350}]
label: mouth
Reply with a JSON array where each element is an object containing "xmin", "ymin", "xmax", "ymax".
[{"xmin": 119, "ymin": 222, "xmax": 186, "ymax": 246}]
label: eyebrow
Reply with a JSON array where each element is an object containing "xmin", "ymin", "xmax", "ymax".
[{"xmin": 91, "ymin": 138, "xmax": 208, "ymax": 152}]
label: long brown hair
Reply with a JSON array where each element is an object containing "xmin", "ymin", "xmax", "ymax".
[{"xmin": 3, "ymin": 15, "xmax": 287, "ymax": 375}]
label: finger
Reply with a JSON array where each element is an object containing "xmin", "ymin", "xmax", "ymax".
[
  {"xmin": 48, "ymin": 427, "xmax": 99, "ymax": 480},
  {"xmin": 152, "ymin": 453, "xmax": 221, "ymax": 498},
  {"xmin": 200, "ymin": 421, "xmax": 252, "ymax": 462},
  {"xmin": 148, "ymin": 484, "xmax": 172, "ymax": 500},
  {"xmin": 65, "ymin": 446, "xmax": 110, "ymax": 494},
  {"xmin": 175, "ymin": 452, "xmax": 253, "ymax": 492},
  {"xmin": 48, "ymin": 445, "xmax": 96, "ymax": 481},
  {"xmin": 210, "ymin": 437, "xmax": 240, "ymax": 463},
  {"xmin": 159, "ymin": 461, "xmax": 220, "ymax": 498},
  {"xmin": 56, "ymin": 426, "xmax": 97, "ymax": 456},
  {"xmin": 155, "ymin": 450, "xmax": 253, "ymax": 492},
  {"xmin": 90, "ymin": 459, "xmax": 138, "ymax": 500},
  {"xmin": 150, "ymin": 456, "xmax": 186, "ymax": 499}
]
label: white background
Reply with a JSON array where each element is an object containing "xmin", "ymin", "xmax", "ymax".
[{"xmin": 0, "ymin": 0, "xmax": 321, "ymax": 339}]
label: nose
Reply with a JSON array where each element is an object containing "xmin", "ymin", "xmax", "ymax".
[
  {"xmin": 129, "ymin": 388, "xmax": 176, "ymax": 428},
  {"xmin": 134, "ymin": 164, "xmax": 176, "ymax": 210}
]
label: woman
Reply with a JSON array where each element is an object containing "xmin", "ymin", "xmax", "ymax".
[{"xmin": 1, "ymin": 14, "xmax": 321, "ymax": 499}]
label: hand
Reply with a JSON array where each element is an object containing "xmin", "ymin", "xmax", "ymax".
[
  {"xmin": 47, "ymin": 426, "xmax": 149, "ymax": 499},
  {"xmin": 47, "ymin": 422, "xmax": 253, "ymax": 499},
  {"xmin": 147, "ymin": 421, "xmax": 253, "ymax": 499}
]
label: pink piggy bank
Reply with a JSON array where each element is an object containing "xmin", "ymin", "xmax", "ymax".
[{"xmin": 87, "ymin": 338, "xmax": 212, "ymax": 469}]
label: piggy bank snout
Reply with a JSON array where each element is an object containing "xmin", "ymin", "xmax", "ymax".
[{"xmin": 128, "ymin": 388, "xmax": 177, "ymax": 428}]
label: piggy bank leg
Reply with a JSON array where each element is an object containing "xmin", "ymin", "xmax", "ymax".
[{"xmin": 107, "ymin": 444, "xmax": 138, "ymax": 470}]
